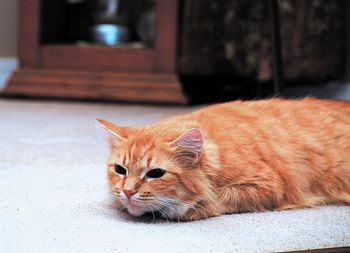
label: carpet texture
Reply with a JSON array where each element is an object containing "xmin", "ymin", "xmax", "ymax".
[{"xmin": 0, "ymin": 99, "xmax": 349, "ymax": 253}]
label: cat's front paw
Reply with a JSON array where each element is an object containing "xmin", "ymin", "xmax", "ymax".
[{"xmin": 181, "ymin": 209, "xmax": 210, "ymax": 221}]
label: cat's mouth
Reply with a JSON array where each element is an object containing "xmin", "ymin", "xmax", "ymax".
[{"xmin": 125, "ymin": 199, "xmax": 147, "ymax": 217}]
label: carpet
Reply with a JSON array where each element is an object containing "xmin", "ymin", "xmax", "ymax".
[{"xmin": 0, "ymin": 99, "xmax": 349, "ymax": 253}]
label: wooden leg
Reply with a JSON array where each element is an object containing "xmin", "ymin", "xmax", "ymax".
[{"xmin": 268, "ymin": 0, "xmax": 284, "ymax": 95}]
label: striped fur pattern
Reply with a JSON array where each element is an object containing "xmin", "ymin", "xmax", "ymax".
[{"xmin": 97, "ymin": 98, "xmax": 350, "ymax": 221}]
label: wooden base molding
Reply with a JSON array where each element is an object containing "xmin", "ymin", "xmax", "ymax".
[{"xmin": 1, "ymin": 69, "xmax": 187, "ymax": 104}]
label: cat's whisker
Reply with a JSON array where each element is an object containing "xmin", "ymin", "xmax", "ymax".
[
  {"xmin": 156, "ymin": 200, "xmax": 178, "ymax": 214},
  {"xmin": 167, "ymin": 193, "xmax": 210, "ymax": 218},
  {"xmin": 155, "ymin": 196, "xmax": 200, "ymax": 219},
  {"xmin": 150, "ymin": 206, "xmax": 156, "ymax": 223},
  {"xmin": 160, "ymin": 197, "xmax": 196, "ymax": 210},
  {"xmin": 152, "ymin": 197, "xmax": 187, "ymax": 221},
  {"xmin": 151, "ymin": 204, "xmax": 170, "ymax": 223},
  {"xmin": 179, "ymin": 192, "xmax": 211, "ymax": 216},
  {"xmin": 154, "ymin": 201, "xmax": 175, "ymax": 216},
  {"xmin": 145, "ymin": 202, "xmax": 159, "ymax": 223}
]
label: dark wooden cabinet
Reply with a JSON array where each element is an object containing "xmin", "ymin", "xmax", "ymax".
[
  {"xmin": 2, "ymin": 0, "xmax": 186, "ymax": 104},
  {"xmin": 3, "ymin": 0, "xmax": 345, "ymax": 104}
]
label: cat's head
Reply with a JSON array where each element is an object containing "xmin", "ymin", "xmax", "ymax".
[{"xmin": 97, "ymin": 118, "xmax": 209, "ymax": 219}]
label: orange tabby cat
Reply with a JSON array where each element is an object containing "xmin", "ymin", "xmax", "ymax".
[{"xmin": 97, "ymin": 98, "xmax": 350, "ymax": 221}]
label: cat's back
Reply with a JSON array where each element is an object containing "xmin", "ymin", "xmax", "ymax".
[
  {"xmin": 196, "ymin": 98, "xmax": 350, "ymax": 122},
  {"xmin": 184, "ymin": 98, "xmax": 350, "ymax": 159},
  {"xmin": 190, "ymin": 98, "xmax": 350, "ymax": 131},
  {"xmin": 153, "ymin": 98, "xmax": 349, "ymax": 143}
]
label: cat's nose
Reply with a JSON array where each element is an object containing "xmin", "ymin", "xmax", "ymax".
[{"xmin": 123, "ymin": 189, "xmax": 137, "ymax": 199}]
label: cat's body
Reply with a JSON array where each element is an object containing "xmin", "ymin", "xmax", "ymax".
[{"xmin": 98, "ymin": 98, "xmax": 350, "ymax": 221}]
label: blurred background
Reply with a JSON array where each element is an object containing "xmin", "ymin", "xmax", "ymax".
[{"xmin": 1, "ymin": 0, "xmax": 350, "ymax": 104}]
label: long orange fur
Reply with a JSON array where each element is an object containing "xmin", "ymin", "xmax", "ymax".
[{"xmin": 97, "ymin": 98, "xmax": 350, "ymax": 221}]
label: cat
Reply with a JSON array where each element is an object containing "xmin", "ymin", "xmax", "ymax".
[{"xmin": 97, "ymin": 98, "xmax": 350, "ymax": 221}]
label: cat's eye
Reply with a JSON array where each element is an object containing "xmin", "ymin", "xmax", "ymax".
[
  {"xmin": 114, "ymin": 164, "xmax": 127, "ymax": 175},
  {"xmin": 146, "ymin": 168, "xmax": 166, "ymax": 179}
]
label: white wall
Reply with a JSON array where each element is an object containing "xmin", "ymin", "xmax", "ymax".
[{"xmin": 0, "ymin": 0, "xmax": 17, "ymax": 57}]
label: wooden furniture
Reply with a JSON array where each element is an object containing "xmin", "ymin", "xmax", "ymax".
[{"xmin": 2, "ymin": 0, "xmax": 186, "ymax": 104}]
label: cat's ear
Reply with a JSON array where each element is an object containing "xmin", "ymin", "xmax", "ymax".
[
  {"xmin": 170, "ymin": 128, "xmax": 203, "ymax": 164},
  {"xmin": 96, "ymin": 118, "xmax": 126, "ymax": 141}
]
